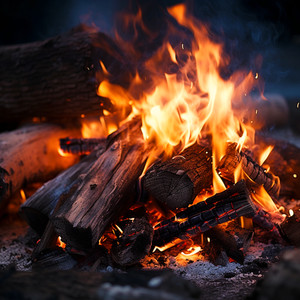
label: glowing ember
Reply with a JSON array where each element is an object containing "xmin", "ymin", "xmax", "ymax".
[{"xmin": 56, "ymin": 236, "xmax": 66, "ymax": 249}]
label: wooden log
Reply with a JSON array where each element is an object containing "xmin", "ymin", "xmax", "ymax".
[
  {"xmin": 256, "ymin": 135, "xmax": 300, "ymax": 199},
  {"xmin": 153, "ymin": 180, "xmax": 256, "ymax": 247},
  {"xmin": 217, "ymin": 143, "xmax": 280, "ymax": 199},
  {"xmin": 111, "ymin": 217, "xmax": 154, "ymax": 266},
  {"xmin": 143, "ymin": 142, "xmax": 212, "ymax": 210},
  {"xmin": 279, "ymin": 206, "xmax": 300, "ymax": 247},
  {"xmin": 0, "ymin": 25, "xmax": 133, "ymax": 125},
  {"xmin": 205, "ymin": 225, "xmax": 247, "ymax": 265},
  {"xmin": 20, "ymin": 145, "xmax": 105, "ymax": 235},
  {"xmin": 52, "ymin": 118, "xmax": 152, "ymax": 250},
  {"xmin": 59, "ymin": 137, "xmax": 106, "ymax": 155},
  {"xmin": 0, "ymin": 124, "xmax": 79, "ymax": 217}
]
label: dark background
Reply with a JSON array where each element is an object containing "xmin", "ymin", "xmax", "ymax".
[
  {"xmin": 0, "ymin": 0, "xmax": 299, "ymax": 46},
  {"xmin": 0, "ymin": 0, "xmax": 299, "ymax": 110}
]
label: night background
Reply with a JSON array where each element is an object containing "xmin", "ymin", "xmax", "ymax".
[{"xmin": 0, "ymin": 0, "xmax": 299, "ymax": 126}]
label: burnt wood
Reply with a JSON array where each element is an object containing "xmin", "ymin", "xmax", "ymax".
[
  {"xmin": 52, "ymin": 118, "xmax": 152, "ymax": 250},
  {"xmin": 20, "ymin": 146, "xmax": 105, "ymax": 235},
  {"xmin": 143, "ymin": 142, "xmax": 212, "ymax": 210},
  {"xmin": 279, "ymin": 207, "xmax": 300, "ymax": 247},
  {"xmin": 218, "ymin": 143, "xmax": 280, "ymax": 199},
  {"xmin": 0, "ymin": 25, "xmax": 133, "ymax": 125},
  {"xmin": 111, "ymin": 217, "xmax": 154, "ymax": 266},
  {"xmin": 59, "ymin": 137, "xmax": 106, "ymax": 155},
  {"xmin": 153, "ymin": 180, "xmax": 256, "ymax": 247},
  {"xmin": 0, "ymin": 124, "xmax": 79, "ymax": 217}
]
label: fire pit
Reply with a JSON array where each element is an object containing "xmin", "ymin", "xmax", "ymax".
[{"xmin": 0, "ymin": 1, "xmax": 300, "ymax": 299}]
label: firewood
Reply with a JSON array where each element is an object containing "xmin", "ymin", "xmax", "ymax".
[
  {"xmin": 218, "ymin": 143, "xmax": 280, "ymax": 199},
  {"xmin": 143, "ymin": 142, "xmax": 212, "ymax": 210},
  {"xmin": 205, "ymin": 225, "xmax": 246, "ymax": 265},
  {"xmin": 111, "ymin": 217, "xmax": 154, "ymax": 266},
  {"xmin": 59, "ymin": 137, "xmax": 106, "ymax": 155},
  {"xmin": 153, "ymin": 180, "xmax": 256, "ymax": 247},
  {"xmin": 0, "ymin": 25, "xmax": 133, "ymax": 125},
  {"xmin": 0, "ymin": 124, "xmax": 79, "ymax": 217},
  {"xmin": 256, "ymin": 135, "xmax": 300, "ymax": 199},
  {"xmin": 20, "ymin": 146, "xmax": 105, "ymax": 235},
  {"xmin": 52, "ymin": 118, "xmax": 152, "ymax": 250},
  {"xmin": 279, "ymin": 206, "xmax": 300, "ymax": 247}
]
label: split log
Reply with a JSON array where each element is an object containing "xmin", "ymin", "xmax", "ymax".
[
  {"xmin": 52, "ymin": 118, "xmax": 152, "ymax": 250},
  {"xmin": 20, "ymin": 145, "xmax": 105, "ymax": 235},
  {"xmin": 143, "ymin": 142, "xmax": 212, "ymax": 210},
  {"xmin": 0, "ymin": 124, "xmax": 79, "ymax": 217},
  {"xmin": 59, "ymin": 137, "xmax": 106, "ymax": 155},
  {"xmin": 153, "ymin": 180, "xmax": 256, "ymax": 247},
  {"xmin": 218, "ymin": 143, "xmax": 280, "ymax": 199},
  {"xmin": 111, "ymin": 217, "xmax": 154, "ymax": 266},
  {"xmin": 279, "ymin": 206, "xmax": 300, "ymax": 247},
  {"xmin": 0, "ymin": 25, "xmax": 133, "ymax": 125}
]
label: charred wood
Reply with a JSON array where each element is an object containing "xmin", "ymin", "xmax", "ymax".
[
  {"xmin": 153, "ymin": 180, "xmax": 256, "ymax": 247},
  {"xmin": 111, "ymin": 217, "xmax": 154, "ymax": 266},
  {"xmin": 0, "ymin": 124, "xmax": 79, "ymax": 217},
  {"xmin": 0, "ymin": 25, "xmax": 133, "ymax": 125},
  {"xmin": 59, "ymin": 137, "xmax": 106, "ymax": 155},
  {"xmin": 205, "ymin": 225, "xmax": 246, "ymax": 265},
  {"xmin": 52, "ymin": 118, "xmax": 152, "ymax": 250},
  {"xmin": 279, "ymin": 206, "xmax": 300, "ymax": 247},
  {"xmin": 218, "ymin": 143, "xmax": 280, "ymax": 199},
  {"xmin": 20, "ymin": 146, "xmax": 105, "ymax": 235},
  {"xmin": 143, "ymin": 142, "xmax": 212, "ymax": 210}
]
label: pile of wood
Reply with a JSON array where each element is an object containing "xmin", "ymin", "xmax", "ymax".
[{"xmin": 1, "ymin": 26, "xmax": 299, "ymax": 269}]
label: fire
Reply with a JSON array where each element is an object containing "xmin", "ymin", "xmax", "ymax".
[
  {"xmin": 96, "ymin": 4, "xmax": 278, "ymax": 216},
  {"xmin": 56, "ymin": 236, "xmax": 66, "ymax": 249}
]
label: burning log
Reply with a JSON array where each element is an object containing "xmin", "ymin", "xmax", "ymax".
[
  {"xmin": 59, "ymin": 137, "xmax": 106, "ymax": 156},
  {"xmin": 20, "ymin": 146, "xmax": 105, "ymax": 235},
  {"xmin": 143, "ymin": 142, "xmax": 212, "ymax": 210},
  {"xmin": 0, "ymin": 124, "xmax": 79, "ymax": 217},
  {"xmin": 111, "ymin": 217, "xmax": 154, "ymax": 266},
  {"xmin": 279, "ymin": 207, "xmax": 300, "ymax": 247},
  {"xmin": 0, "ymin": 25, "xmax": 133, "ymax": 125},
  {"xmin": 218, "ymin": 143, "xmax": 280, "ymax": 199},
  {"xmin": 152, "ymin": 180, "xmax": 256, "ymax": 247},
  {"xmin": 205, "ymin": 225, "xmax": 251, "ymax": 265},
  {"xmin": 52, "ymin": 118, "xmax": 152, "ymax": 250}
]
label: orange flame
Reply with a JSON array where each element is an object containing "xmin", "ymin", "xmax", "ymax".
[{"xmin": 96, "ymin": 4, "xmax": 278, "ymax": 213}]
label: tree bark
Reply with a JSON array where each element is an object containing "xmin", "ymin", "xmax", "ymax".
[
  {"xmin": 0, "ymin": 124, "xmax": 79, "ymax": 216},
  {"xmin": 0, "ymin": 25, "xmax": 133, "ymax": 125},
  {"xmin": 20, "ymin": 146, "xmax": 105, "ymax": 235},
  {"xmin": 143, "ymin": 142, "xmax": 212, "ymax": 210},
  {"xmin": 52, "ymin": 118, "xmax": 152, "ymax": 250}
]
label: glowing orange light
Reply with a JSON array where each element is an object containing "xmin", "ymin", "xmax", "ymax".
[
  {"xmin": 181, "ymin": 246, "xmax": 202, "ymax": 256},
  {"xmin": 20, "ymin": 189, "xmax": 26, "ymax": 203},
  {"xmin": 56, "ymin": 236, "xmax": 66, "ymax": 249}
]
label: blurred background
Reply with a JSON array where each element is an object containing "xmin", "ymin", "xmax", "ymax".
[{"xmin": 0, "ymin": 0, "xmax": 299, "ymax": 131}]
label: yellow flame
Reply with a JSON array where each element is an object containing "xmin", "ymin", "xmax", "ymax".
[
  {"xmin": 259, "ymin": 145, "xmax": 274, "ymax": 165},
  {"xmin": 181, "ymin": 246, "xmax": 202, "ymax": 256},
  {"xmin": 20, "ymin": 189, "xmax": 26, "ymax": 203}
]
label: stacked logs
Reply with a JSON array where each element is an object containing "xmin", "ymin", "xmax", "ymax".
[{"xmin": 1, "ymin": 26, "xmax": 298, "ymax": 269}]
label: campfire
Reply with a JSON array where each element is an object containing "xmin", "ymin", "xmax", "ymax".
[{"xmin": 0, "ymin": 2, "xmax": 300, "ymax": 299}]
